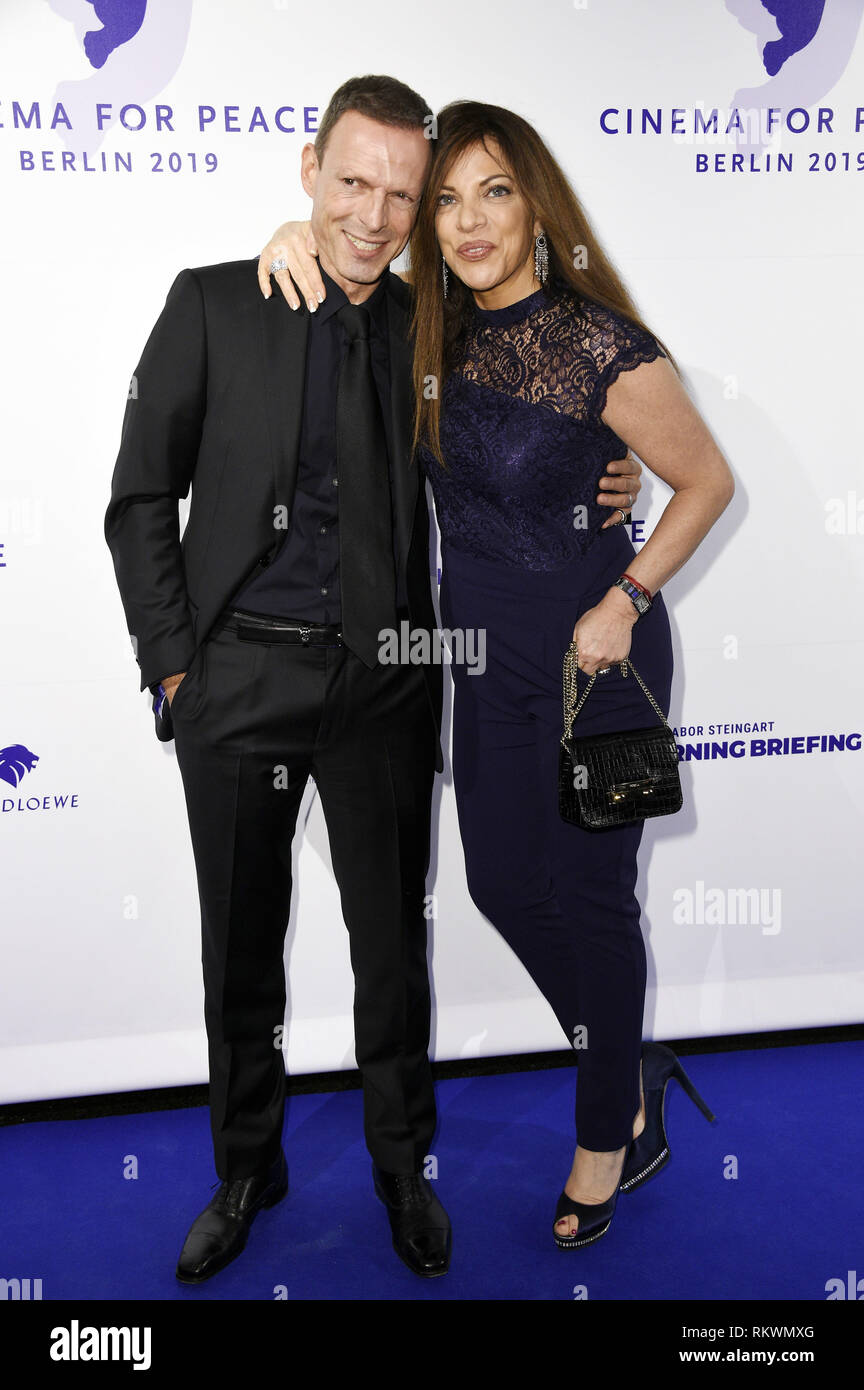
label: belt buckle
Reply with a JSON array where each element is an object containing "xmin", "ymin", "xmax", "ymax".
[{"xmin": 299, "ymin": 624, "xmax": 312, "ymax": 645}]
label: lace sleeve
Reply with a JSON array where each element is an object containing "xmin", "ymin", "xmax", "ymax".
[{"xmin": 583, "ymin": 303, "xmax": 667, "ymax": 421}]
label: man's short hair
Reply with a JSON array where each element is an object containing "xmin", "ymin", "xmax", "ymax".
[{"xmin": 314, "ymin": 74, "xmax": 432, "ymax": 163}]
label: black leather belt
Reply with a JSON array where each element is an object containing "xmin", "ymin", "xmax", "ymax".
[{"xmin": 223, "ymin": 609, "xmax": 344, "ymax": 646}]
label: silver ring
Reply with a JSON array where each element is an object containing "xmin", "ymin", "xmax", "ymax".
[
  {"xmin": 617, "ymin": 509, "xmax": 628, "ymax": 525},
  {"xmin": 269, "ymin": 257, "xmax": 288, "ymax": 274},
  {"xmin": 597, "ymin": 665, "xmax": 612, "ymax": 675},
  {"xmin": 627, "ymin": 492, "xmax": 633, "ymax": 507}
]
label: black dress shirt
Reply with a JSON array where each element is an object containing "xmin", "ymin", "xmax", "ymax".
[{"xmin": 231, "ymin": 264, "xmax": 401, "ymax": 622}]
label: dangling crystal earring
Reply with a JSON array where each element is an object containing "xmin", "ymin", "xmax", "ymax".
[
  {"xmin": 534, "ymin": 232, "xmax": 549, "ymax": 285},
  {"xmin": 442, "ymin": 255, "xmax": 449, "ymax": 299}
]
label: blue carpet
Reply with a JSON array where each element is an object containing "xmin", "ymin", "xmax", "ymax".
[{"xmin": 2, "ymin": 1041, "xmax": 861, "ymax": 1301}]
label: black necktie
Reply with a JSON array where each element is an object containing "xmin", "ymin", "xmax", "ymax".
[{"xmin": 335, "ymin": 303, "xmax": 398, "ymax": 666}]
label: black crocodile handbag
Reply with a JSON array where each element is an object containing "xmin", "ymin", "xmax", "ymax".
[{"xmin": 558, "ymin": 643, "xmax": 682, "ymax": 830}]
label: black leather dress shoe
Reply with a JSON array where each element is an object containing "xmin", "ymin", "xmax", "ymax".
[
  {"xmin": 175, "ymin": 1149, "xmax": 288, "ymax": 1284},
  {"xmin": 372, "ymin": 1164, "xmax": 451, "ymax": 1277}
]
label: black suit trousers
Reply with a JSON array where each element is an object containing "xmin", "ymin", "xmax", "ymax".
[{"xmin": 170, "ymin": 610, "xmax": 438, "ymax": 1181}]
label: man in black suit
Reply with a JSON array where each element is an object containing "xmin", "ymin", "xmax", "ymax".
[{"xmin": 104, "ymin": 75, "xmax": 449, "ymax": 1283}]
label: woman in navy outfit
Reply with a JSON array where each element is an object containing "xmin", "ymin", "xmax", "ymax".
[{"xmin": 259, "ymin": 100, "xmax": 734, "ymax": 1248}]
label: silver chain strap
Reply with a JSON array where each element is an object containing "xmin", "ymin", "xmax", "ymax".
[{"xmin": 561, "ymin": 644, "xmax": 670, "ymax": 745}]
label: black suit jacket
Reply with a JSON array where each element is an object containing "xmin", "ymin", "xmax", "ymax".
[{"xmin": 104, "ymin": 259, "xmax": 443, "ymax": 770}]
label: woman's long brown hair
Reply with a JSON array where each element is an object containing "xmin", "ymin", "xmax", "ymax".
[{"xmin": 409, "ymin": 100, "xmax": 680, "ymax": 465}]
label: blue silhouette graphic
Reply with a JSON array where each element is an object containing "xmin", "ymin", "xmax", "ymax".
[
  {"xmin": 83, "ymin": 0, "xmax": 148, "ymax": 70},
  {"xmin": 50, "ymin": 0, "xmax": 193, "ymax": 155},
  {"xmin": 0, "ymin": 745, "xmax": 39, "ymax": 789},
  {"xmin": 761, "ymin": 1, "xmax": 826, "ymax": 75},
  {"xmin": 726, "ymin": 0, "xmax": 864, "ymax": 157}
]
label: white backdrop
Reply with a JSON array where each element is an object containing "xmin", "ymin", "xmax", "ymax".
[{"xmin": 1, "ymin": 0, "xmax": 862, "ymax": 1103}]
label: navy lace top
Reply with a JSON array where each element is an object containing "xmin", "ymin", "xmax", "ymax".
[{"xmin": 419, "ymin": 281, "xmax": 667, "ymax": 571}]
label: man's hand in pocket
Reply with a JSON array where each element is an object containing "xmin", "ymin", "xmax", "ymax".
[{"xmin": 162, "ymin": 673, "xmax": 187, "ymax": 707}]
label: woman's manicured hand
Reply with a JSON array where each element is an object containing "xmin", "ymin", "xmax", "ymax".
[{"xmin": 257, "ymin": 221, "xmax": 325, "ymax": 312}]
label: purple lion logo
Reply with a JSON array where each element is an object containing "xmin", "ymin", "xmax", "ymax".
[
  {"xmin": 83, "ymin": 0, "xmax": 148, "ymax": 70},
  {"xmin": 0, "ymin": 745, "xmax": 40, "ymax": 789}
]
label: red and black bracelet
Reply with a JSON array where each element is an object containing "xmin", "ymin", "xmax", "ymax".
[{"xmin": 620, "ymin": 572, "xmax": 653, "ymax": 603}]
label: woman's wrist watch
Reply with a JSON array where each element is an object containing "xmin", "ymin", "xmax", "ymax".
[{"xmin": 613, "ymin": 573, "xmax": 653, "ymax": 618}]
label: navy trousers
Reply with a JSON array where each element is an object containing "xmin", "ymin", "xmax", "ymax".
[{"xmin": 439, "ymin": 523, "xmax": 674, "ymax": 1151}]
